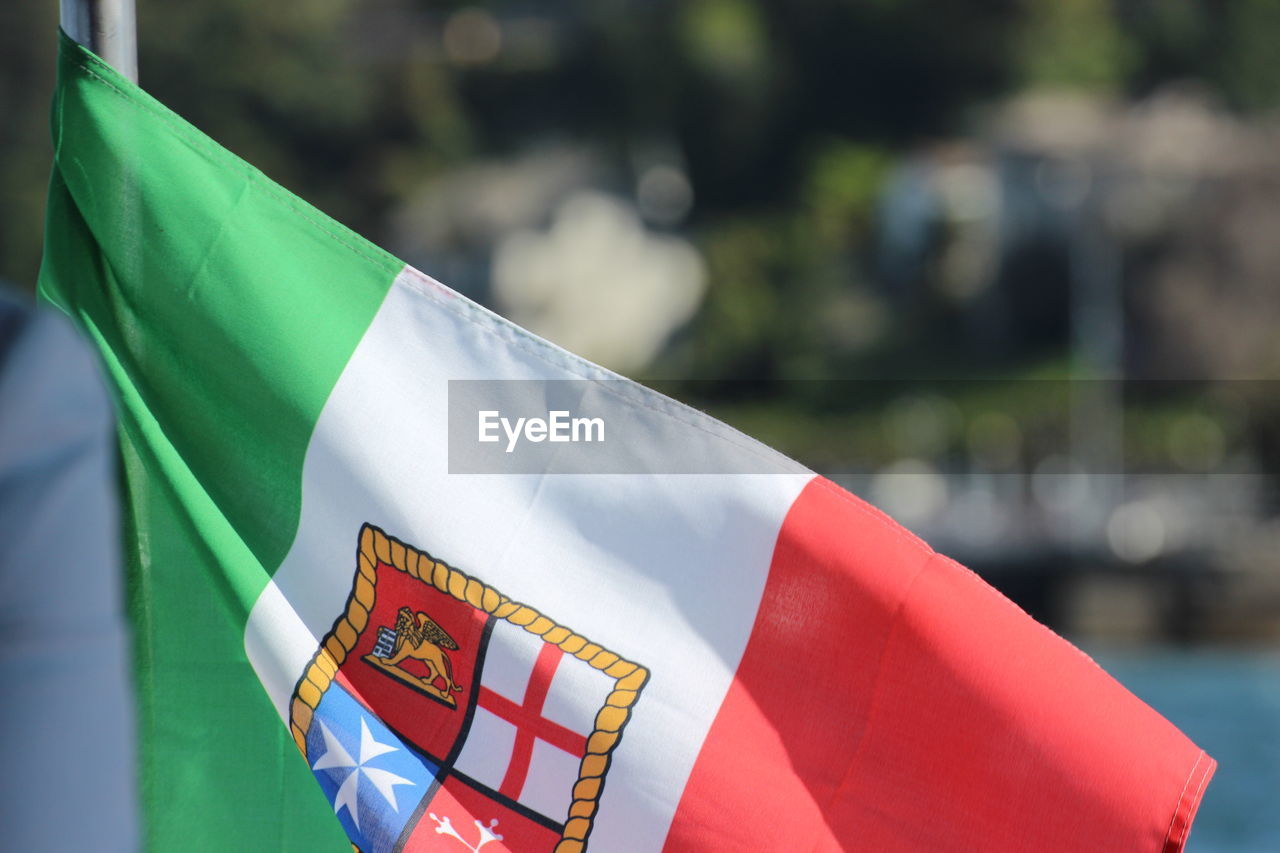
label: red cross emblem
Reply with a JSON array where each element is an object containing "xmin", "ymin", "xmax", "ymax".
[{"xmin": 477, "ymin": 642, "xmax": 589, "ymax": 800}]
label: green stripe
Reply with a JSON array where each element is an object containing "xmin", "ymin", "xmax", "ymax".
[{"xmin": 40, "ymin": 33, "xmax": 400, "ymax": 850}]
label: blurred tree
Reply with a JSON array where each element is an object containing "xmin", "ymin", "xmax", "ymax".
[
  {"xmin": 3, "ymin": 0, "xmax": 1280, "ymax": 402},
  {"xmin": 136, "ymin": 0, "xmax": 462, "ymax": 249},
  {"xmin": 1215, "ymin": 0, "xmax": 1280, "ymax": 112},
  {"xmin": 1116, "ymin": 0, "xmax": 1214, "ymax": 97},
  {"xmin": 1016, "ymin": 0, "xmax": 1136, "ymax": 92},
  {"xmin": 0, "ymin": 3, "xmax": 58, "ymax": 291}
]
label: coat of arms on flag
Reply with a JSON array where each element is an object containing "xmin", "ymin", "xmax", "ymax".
[{"xmin": 288, "ymin": 524, "xmax": 649, "ymax": 853}]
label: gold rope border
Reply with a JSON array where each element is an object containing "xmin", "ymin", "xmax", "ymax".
[{"xmin": 289, "ymin": 523, "xmax": 649, "ymax": 853}]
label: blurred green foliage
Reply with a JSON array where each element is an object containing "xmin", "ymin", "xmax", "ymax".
[
  {"xmin": 0, "ymin": 2, "xmax": 59, "ymax": 294},
  {"xmin": 5, "ymin": 0, "xmax": 1280, "ymax": 474},
  {"xmin": 1217, "ymin": 0, "xmax": 1280, "ymax": 111},
  {"xmin": 1018, "ymin": 0, "xmax": 1136, "ymax": 91},
  {"xmin": 6, "ymin": 0, "xmax": 1277, "ymax": 286}
]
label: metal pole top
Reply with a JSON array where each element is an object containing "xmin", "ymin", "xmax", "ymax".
[{"xmin": 60, "ymin": 0, "xmax": 138, "ymax": 83}]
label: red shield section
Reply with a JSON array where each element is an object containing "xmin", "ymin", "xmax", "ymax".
[
  {"xmin": 403, "ymin": 775, "xmax": 560, "ymax": 853},
  {"xmin": 339, "ymin": 561, "xmax": 491, "ymax": 763}
]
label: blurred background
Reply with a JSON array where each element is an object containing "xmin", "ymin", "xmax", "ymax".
[{"xmin": 3, "ymin": 1, "xmax": 1278, "ymax": 848}]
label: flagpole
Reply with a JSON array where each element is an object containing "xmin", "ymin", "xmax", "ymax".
[{"xmin": 60, "ymin": 0, "xmax": 138, "ymax": 83}]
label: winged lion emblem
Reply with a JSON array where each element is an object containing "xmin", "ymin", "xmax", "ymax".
[{"xmin": 366, "ymin": 606, "xmax": 465, "ymax": 704}]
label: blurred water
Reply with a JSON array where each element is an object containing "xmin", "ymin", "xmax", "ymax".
[{"xmin": 1090, "ymin": 646, "xmax": 1280, "ymax": 853}]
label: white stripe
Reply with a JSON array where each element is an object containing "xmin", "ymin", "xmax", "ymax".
[{"xmin": 245, "ymin": 266, "xmax": 810, "ymax": 851}]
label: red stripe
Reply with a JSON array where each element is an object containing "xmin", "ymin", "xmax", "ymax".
[
  {"xmin": 478, "ymin": 642, "xmax": 586, "ymax": 800},
  {"xmin": 666, "ymin": 477, "xmax": 1213, "ymax": 852}
]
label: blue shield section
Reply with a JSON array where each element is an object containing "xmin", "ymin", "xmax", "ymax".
[{"xmin": 306, "ymin": 682, "xmax": 443, "ymax": 853}]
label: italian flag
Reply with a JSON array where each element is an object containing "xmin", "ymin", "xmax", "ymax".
[{"xmin": 41, "ymin": 33, "xmax": 1214, "ymax": 853}]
